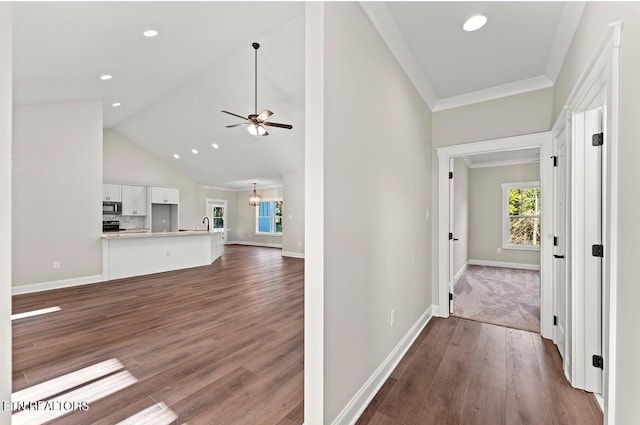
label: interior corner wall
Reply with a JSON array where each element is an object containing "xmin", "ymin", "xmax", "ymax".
[
  {"xmin": 553, "ymin": 4, "xmax": 640, "ymax": 424},
  {"xmin": 323, "ymin": 2, "xmax": 432, "ymax": 421},
  {"xmin": 233, "ymin": 186, "xmax": 283, "ymax": 246},
  {"xmin": 430, "ymin": 89, "xmax": 553, "ymax": 312},
  {"xmin": 468, "ymin": 163, "xmax": 541, "ymax": 266},
  {"xmin": 0, "ymin": 4, "xmax": 12, "ymax": 423},
  {"xmin": 12, "ymin": 100, "xmax": 103, "ymax": 288},
  {"xmin": 452, "ymin": 158, "xmax": 469, "ymax": 278},
  {"xmin": 282, "ymin": 170, "xmax": 305, "ymax": 255},
  {"xmin": 103, "ymin": 128, "xmax": 204, "ymax": 229}
]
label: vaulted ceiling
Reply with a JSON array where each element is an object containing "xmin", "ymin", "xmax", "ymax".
[{"xmin": 12, "ymin": 2, "xmax": 583, "ymax": 188}]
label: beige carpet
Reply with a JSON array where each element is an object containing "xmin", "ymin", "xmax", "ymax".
[{"xmin": 453, "ymin": 265, "xmax": 540, "ymax": 333}]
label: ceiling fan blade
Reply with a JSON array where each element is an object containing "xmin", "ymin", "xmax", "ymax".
[
  {"xmin": 263, "ymin": 122, "xmax": 293, "ymax": 130},
  {"xmin": 225, "ymin": 123, "xmax": 249, "ymax": 128},
  {"xmin": 257, "ymin": 109, "xmax": 273, "ymax": 122},
  {"xmin": 221, "ymin": 110, "xmax": 250, "ymax": 121}
]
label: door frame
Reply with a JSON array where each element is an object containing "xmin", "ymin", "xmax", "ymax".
[
  {"xmin": 554, "ymin": 20, "xmax": 621, "ymax": 421},
  {"xmin": 205, "ymin": 198, "xmax": 228, "ymax": 244},
  {"xmin": 435, "ymin": 131, "xmax": 554, "ymax": 338}
]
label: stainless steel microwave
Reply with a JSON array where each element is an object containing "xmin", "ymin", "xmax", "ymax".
[{"xmin": 103, "ymin": 201, "xmax": 122, "ymax": 215}]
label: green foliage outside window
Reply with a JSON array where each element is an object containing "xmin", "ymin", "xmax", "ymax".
[{"xmin": 508, "ymin": 187, "xmax": 540, "ymax": 245}]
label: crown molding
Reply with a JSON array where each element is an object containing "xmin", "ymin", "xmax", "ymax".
[
  {"xmin": 361, "ymin": 2, "xmax": 583, "ymax": 112},
  {"xmin": 432, "ymin": 75, "xmax": 553, "ymax": 112},
  {"xmin": 545, "ymin": 2, "xmax": 586, "ymax": 83},
  {"xmin": 202, "ymin": 184, "xmax": 283, "ymax": 192},
  {"xmin": 359, "ymin": 2, "xmax": 438, "ymax": 109}
]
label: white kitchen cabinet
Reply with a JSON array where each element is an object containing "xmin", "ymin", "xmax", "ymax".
[
  {"xmin": 151, "ymin": 187, "xmax": 179, "ymax": 204},
  {"xmin": 103, "ymin": 184, "xmax": 122, "ymax": 202},
  {"xmin": 122, "ymin": 185, "xmax": 147, "ymax": 216}
]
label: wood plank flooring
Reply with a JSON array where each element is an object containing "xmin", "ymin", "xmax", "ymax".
[
  {"xmin": 357, "ymin": 317, "xmax": 603, "ymax": 425},
  {"xmin": 12, "ymin": 245, "xmax": 304, "ymax": 425}
]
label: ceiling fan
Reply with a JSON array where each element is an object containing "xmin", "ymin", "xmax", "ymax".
[{"xmin": 222, "ymin": 42, "xmax": 293, "ymax": 137}]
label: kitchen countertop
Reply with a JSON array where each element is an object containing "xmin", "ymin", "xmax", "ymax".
[{"xmin": 101, "ymin": 229, "xmax": 212, "ymax": 239}]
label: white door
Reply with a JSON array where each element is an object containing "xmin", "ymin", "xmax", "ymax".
[
  {"xmin": 448, "ymin": 158, "xmax": 454, "ymax": 313},
  {"xmin": 206, "ymin": 199, "xmax": 228, "ymax": 244},
  {"xmin": 553, "ymin": 120, "xmax": 569, "ymax": 364},
  {"xmin": 583, "ymin": 107, "xmax": 603, "ymax": 394}
]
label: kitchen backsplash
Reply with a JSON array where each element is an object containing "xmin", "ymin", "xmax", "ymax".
[{"xmin": 104, "ymin": 214, "xmax": 146, "ymax": 229}]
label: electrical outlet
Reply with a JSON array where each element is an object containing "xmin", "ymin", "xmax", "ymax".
[
  {"xmin": 166, "ymin": 251, "xmax": 171, "ymax": 257},
  {"xmin": 497, "ymin": 248, "xmax": 502, "ymax": 254},
  {"xmin": 298, "ymin": 241, "xmax": 302, "ymax": 248},
  {"xmin": 52, "ymin": 261, "xmax": 60, "ymax": 270},
  {"xmin": 425, "ymin": 209, "xmax": 430, "ymax": 221},
  {"xmin": 390, "ymin": 309, "xmax": 396, "ymax": 327}
]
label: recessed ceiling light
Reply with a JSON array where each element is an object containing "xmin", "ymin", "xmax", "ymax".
[
  {"xmin": 191, "ymin": 149, "xmax": 198, "ymax": 154},
  {"xmin": 112, "ymin": 102, "xmax": 121, "ymax": 107},
  {"xmin": 100, "ymin": 74, "xmax": 113, "ymax": 81},
  {"xmin": 212, "ymin": 143, "xmax": 219, "ymax": 149},
  {"xmin": 463, "ymin": 15, "xmax": 487, "ymax": 32},
  {"xmin": 143, "ymin": 29, "xmax": 158, "ymax": 38},
  {"xmin": 173, "ymin": 154, "xmax": 180, "ymax": 159}
]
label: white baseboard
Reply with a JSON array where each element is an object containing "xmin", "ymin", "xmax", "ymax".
[
  {"xmin": 282, "ymin": 251, "xmax": 305, "ymax": 259},
  {"xmin": 454, "ymin": 261, "xmax": 469, "ymax": 283},
  {"xmin": 468, "ymin": 259, "xmax": 540, "ymax": 271},
  {"xmin": 227, "ymin": 241, "xmax": 283, "ymax": 249},
  {"xmin": 12, "ymin": 274, "xmax": 104, "ymax": 295},
  {"xmin": 331, "ymin": 305, "xmax": 435, "ymax": 425},
  {"xmin": 595, "ymin": 393, "xmax": 604, "ymax": 412}
]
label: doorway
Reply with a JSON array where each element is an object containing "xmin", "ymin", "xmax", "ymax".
[
  {"xmin": 436, "ymin": 132, "xmax": 554, "ymax": 338},
  {"xmin": 205, "ymin": 199, "xmax": 228, "ymax": 244},
  {"xmin": 449, "ymin": 150, "xmax": 543, "ymax": 333}
]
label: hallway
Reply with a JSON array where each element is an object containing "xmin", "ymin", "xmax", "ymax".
[{"xmin": 356, "ymin": 317, "xmax": 602, "ymax": 425}]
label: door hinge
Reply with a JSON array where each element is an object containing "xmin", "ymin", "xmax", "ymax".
[
  {"xmin": 449, "ymin": 171, "xmax": 453, "ymax": 179},
  {"xmin": 449, "ymin": 293, "xmax": 453, "ymax": 301},
  {"xmin": 551, "ymin": 156, "xmax": 558, "ymax": 167},
  {"xmin": 553, "ymin": 236, "xmax": 558, "ymax": 246},
  {"xmin": 553, "ymin": 315, "xmax": 558, "ymax": 326},
  {"xmin": 592, "ymin": 244, "xmax": 604, "ymax": 258},
  {"xmin": 449, "ymin": 232, "xmax": 453, "ymax": 240},
  {"xmin": 592, "ymin": 354, "xmax": 604, "ymax": 369},
  {"xmin": 592, "ymin": 132, "xmax": 604, "ymax": 146}
]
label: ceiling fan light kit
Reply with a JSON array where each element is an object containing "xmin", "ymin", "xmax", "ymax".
[{"xmin": 222, "ymin": 42, "xmax": 293, "ymax": 138}]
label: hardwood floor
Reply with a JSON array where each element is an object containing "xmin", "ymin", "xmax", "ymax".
[
  {"xmin": 356, "ymin": 317, "xmax": 603, "ymax": 425},
  {"xmin": 12, "ymin": 245, "xmax": 304, "ymax": 425}
]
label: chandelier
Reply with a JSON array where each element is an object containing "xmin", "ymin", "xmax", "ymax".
[{"xmin": 249, "ymin": 183, "xmax": 261, "ymax": 206}]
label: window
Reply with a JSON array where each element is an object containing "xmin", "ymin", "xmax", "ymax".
[
  {"xmin": 256, "ymin": 199, "xmax": 283, "ymax": 235},
  {"xmin": 212, "ymin": 206, "xmax": 224, "ymax": 230},
  {"xmin": 501, "ymin": 182, "xmax": 540, "ymax": 250}
]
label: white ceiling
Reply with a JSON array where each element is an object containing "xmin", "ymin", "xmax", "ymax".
[{"xmin": 12, "ymin": 2, "xmax": 581, "ymax": 187}]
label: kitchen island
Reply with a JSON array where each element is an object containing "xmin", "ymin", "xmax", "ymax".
[{"xmin": 101, "ymin": 230, "xmax": 222, "ymax": 280}]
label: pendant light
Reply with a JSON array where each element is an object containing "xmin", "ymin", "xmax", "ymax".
[{"xmin": 249, "ymin": 183, "xmax": 261, "ymax": 206}]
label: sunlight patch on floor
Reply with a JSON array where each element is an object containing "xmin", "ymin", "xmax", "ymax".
[
  {"xmin": 11, "ymin": 306, "xmax": 61, "ymax": 320},
  {"xmin": 11, "ymin": 359, "xmax": 137, "ymax": 425},
  {"xmin": 116, "ymin": 401, "xmax": 178, "ymax": 425}
]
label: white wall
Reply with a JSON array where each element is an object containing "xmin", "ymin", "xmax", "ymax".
[
  {"xmin": 13, "ymin": 100, "xmax": 103, "ymax": 287},
  {"xmin": 468, "ymin": 163, "xmax": 540, "ymax": 266},
  {"xmin": 232, "ymin": 186, "xmax": 283, "ymax": 246},
  {"xmin": 553, "ymin": 4, "xmax": 640, "ymax": 424},
  {"xmin": 322, "ymin": 3, "xmax": 432, "ymax": 421},
  {"xmin": 431, "ymin": 89, "xmax": 553, "ymax": 313},
  {"xmin": 452, "ymin": 158, "xmax": 469, "ymax": 278},
  {"xmin": 282, "ymin": 169, "xmax": 305, "ymax": 256},
  {"xmin": 103, "ymin": 128, "xmax": 204, "ymax": 229},
  {"xmin": 0, "ymin": 4, "xmax": 12, "ymax": 423}
]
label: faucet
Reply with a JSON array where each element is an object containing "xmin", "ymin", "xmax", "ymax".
[{"xmin": 202, "ymin": 216, "xmax": 210, "ymax": 231}]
